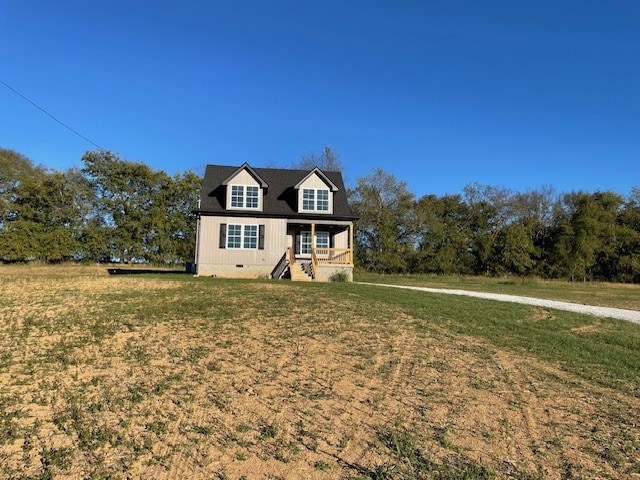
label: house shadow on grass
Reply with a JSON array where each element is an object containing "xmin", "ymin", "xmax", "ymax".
[{"xmin": 107, "ymin": 268, "xmax": 190, "ymax": 275}]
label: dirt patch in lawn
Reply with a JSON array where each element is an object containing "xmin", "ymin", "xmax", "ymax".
[{"xmin": 0, "ymin": 271, "xmax": 638, "ymax": 479}]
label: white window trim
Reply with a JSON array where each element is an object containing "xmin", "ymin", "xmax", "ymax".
[
  {"xmin": 228, "ymin": 184, "xmax": 261, "ymax": 210},
  {"xmin": 227, "ymin": 224, "xmax": 258, "ymax": 249},
  {"xmin": 315, "ymin": 231, "xmax": 330, "ymax": 249},
  {"xmin": 298, "ymin": 231, "xmax": 330, "ymax": 255},
  {"xmin": 300, "ymin": 188, "xmax": 330, "ymax": 212},
  {"xmin": 299, "ymin": 232, "xmax": 312, "ymax": 255}
]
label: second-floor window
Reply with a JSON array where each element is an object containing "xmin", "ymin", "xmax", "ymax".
[
  {"xmin": 302, "ymin": 188, "xmax": 329, "ymax": 212},
  {"xmin": 230, "ymin": 185, "xmax": 260, "ymax": 209}
]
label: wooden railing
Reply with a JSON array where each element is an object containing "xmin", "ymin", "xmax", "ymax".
[{"xmin": 312, "ymin": 248, "xmax": 352, "ymax": 265}]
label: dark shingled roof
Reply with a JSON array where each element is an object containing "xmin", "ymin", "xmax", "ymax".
[{"xmin": 196, "ymin": 164, "xmax": 357, "ymax": 221}]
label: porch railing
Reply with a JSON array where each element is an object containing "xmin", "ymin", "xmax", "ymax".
[{"xmin": 312, "ymin": 248, "xmax": 352, "ymax": 265}]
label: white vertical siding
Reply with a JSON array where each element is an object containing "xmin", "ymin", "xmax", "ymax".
[
  {"xmin": 197, "ymin": 216, "xmax": 287, "ymax": 276},
  {"xmin": 333, "ymin": 229, "xmax": 349, "ymax": 249}
]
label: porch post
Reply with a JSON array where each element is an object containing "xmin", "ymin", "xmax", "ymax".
[
  {"xmin": 349, "ymin": 223, "xmax": 354, "ymax": 264},
  {"xmin": 311, "ymin": 223, "xmax": 316, "ymax": 249}
]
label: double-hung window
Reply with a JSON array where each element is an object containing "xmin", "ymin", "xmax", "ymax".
[
  {"xmin": 222, "ymin": 224, "xmax": 263, "ymax": 249},
  {"xmin": 301, "ymin": 188, "xmax": 330, "ymax": 212},
  {"xmin": 316, "ymin": 190, "xmax": 329, "ymax": 211},
  {"xmin": 298, "ymin": 231, "xmax": 330, "ymax": 254},
  {"xmin": 245, "ymin": 186, "xmax": 259, "ymax": 208},
  {"xmin": 299, "ymin": 232, "xmax": 312, "ymax": 255},
  {"xmin": 243, "ymin": 225, "xmax": 258, "ymax": 249},
  {"xmin": 315, "ymin": 231, "xmax": 330, "ymax": 249},
  {"xmin": 226, "ymin": 224, "xmax": 242, "ymax": 248},
  {"xmin": 230, "ymin": 185, "xmax": 260, "ymax": 209},
  {"xmin": 302, "ymin": 189, "xmax": 315, "ymax": 211}
]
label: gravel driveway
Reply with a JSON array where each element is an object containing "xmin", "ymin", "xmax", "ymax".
[{"xmin": 358, "ymin": 282, "xmax": 640, "ymax": 325}]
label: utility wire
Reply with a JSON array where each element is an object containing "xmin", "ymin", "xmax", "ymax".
[{"xmin": 0, "ymin": 78, "xmax": 106, "ymax": 151}]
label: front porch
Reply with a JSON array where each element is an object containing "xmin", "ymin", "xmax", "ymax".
[{"xmin": 271, "ymin": 220, "xmax": 355, "ymax": 282}]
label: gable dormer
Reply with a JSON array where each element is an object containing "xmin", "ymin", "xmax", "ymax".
[
  {"xmin": 222, "ymin": 163, "xmax": 268, "ymax": 211},
  {"xmin": 294, "ymin": 168, "xmax": 338, "ymax": 214}
]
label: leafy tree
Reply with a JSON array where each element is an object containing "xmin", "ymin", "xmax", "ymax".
[
  {"xmin": 82, "ymin": 149, "xmax": 200, "ymax": 264},
  {"xmin": 492, "ymin": 223, "xmax": 536, "ymax": 275},
  {"xmin": 0, "ymin": 168, "xmax": 90, "ymax": 261},
  {"xmin": 551, "ymin": 191, "xmax": 624, "ymax": 281},
  {"xmin": 0, "ymin": 148, "xmax": 46, "ymax": 231},
  {"xmin": 413, "ymin": 194, "xmax": 474, "ymax": 274},
  {"xmin": 164, "ymin": 171, "xmax": 201, "ymax": 263},
  {"xmin": 509, "ymin": 187, "xmax": 557, "ymax": 275},
  {"xmin": 350, "ymin": 168, "xmax": 415, "ymax": 273}
]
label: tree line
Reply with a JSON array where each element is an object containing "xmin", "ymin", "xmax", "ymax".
[
  {"xmin": 351, "ymin": 168, "xmax": 640, "ymax": 282},
  {"xmin": 2, "ymin": 146, "xmax": 639, "ymax": 282},
  {"xmin": 0, "ymin": 148, "xmax": 199, "ymax": 264}
]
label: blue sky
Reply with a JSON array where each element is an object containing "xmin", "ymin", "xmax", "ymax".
[{"xmin": 1, "ymin": 1, "xmax": 638, "ymax": 196}]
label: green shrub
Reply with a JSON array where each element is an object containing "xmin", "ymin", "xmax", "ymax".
[{"xmin": 329, "ymin": 270, "xmax": 349, "ymax": 282}]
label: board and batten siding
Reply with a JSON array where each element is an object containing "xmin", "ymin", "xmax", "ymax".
[
  {"xmin": 333, "ymin": 229, "xmax": 349, "ymax": 249},
  {"xmin": 226, "ymin": 169, "xmax": 260, "ymax": 186},
  {"xmin": 197, "ymin": 216, "xmax": 287, "ymax": 277}
]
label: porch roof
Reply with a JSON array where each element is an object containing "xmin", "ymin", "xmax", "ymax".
[{"xmin": 287, "ymin": 219, "xmax": 352, "ymax": 227}]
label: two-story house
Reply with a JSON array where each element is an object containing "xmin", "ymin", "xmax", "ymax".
[{"xmin": 193, "ymin": 163, "xmax": 357, "ymax": 281}]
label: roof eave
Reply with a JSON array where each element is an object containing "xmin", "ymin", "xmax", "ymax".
[{"xmin": 221, "ymin": 162, "xmax": 269, "ymax": 188}]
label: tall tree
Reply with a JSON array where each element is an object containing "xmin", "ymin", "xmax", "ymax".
[
  {"xmin": 350, "ymin": 168, "xmax": 415, "ymax": 273},
  {"xmin": 551, "ymin": 191, "xmax": 624, "ymax": 281},
  {"xmin": 414, "ymin": 194, "xmax": 474, "ymax": 274},
  {"xmin": 292, "ymin": 146, "xmax": 343, "ymax": 171},
  {"xmin": 82, "ymin": 149, "xmax": 200, "ymax": 264},
  {"xmin": 0, "ymin": 148, "xmax": 46, "ymax": 231},
  {"xmin": 0, "ymin": 168, "xmax": 91, "ymax": 261},
  {"xmin": 83, "ymin": 150, "xmax": 167, "ymax": 262},
  {"xmin": 616, "ymin": 187, "xmax": 640, "ymax": 282}
]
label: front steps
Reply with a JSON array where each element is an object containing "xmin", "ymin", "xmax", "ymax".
[{"xmin": 289, "ymin": 261, "xmax": 313, "ymax": 282}]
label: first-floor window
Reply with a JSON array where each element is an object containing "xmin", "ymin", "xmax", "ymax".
[
  {"xmin": 243, "ymin": 225, "xmax": 257, "ymax": 249},
  {"xmin": 298, "ymin": 231, "xmax": 330, "ymax": 254},
  {"xmin": 299, "ymin": 232, "xmax": 312, "ymax": 254},
  {"xmin": 227, "ymin": 224, "xmax": 242, "ymax": 248},
  {"xmin": 221, "ymin": 223, "xmax": 263, "ymax": 249},
  {"xmin": 315, "ymin": 231, "xmax": 330, "ymax": 249}
]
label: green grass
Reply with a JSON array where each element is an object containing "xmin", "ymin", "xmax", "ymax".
[
  {"xmin": 1, "ymin": 265, "xmax": 639, "ymax": 478},
  {"xmin": 336, "ymin": 281, "xmax": 640, "ymax": 396},
  {"xmin": 355, "ymin": 271, "xmax": 640, "ymax": 310},
  {"xmin": 144, "ymin": 274, "xmax": 638, "ymax": 396}
]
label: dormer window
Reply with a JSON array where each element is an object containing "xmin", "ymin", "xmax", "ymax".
[
  {"xmin": 230, "ymin": 185, "xmax": 260, "ymax": 209},
  {"xmin": 302, "ymin": 188, "xmax": 329, "ymax": 212},
  {"xmin": 295, "ymin": 168, "xmax": 337, "ymax": 214}
]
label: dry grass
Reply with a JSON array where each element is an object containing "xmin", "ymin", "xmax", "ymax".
[{"xmin": 0, "ymin": 265, "xmax": 638, "ymax": 479}]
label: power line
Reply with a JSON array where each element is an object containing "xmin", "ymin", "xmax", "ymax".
[{"xmin": 0, "ymin": 78, "xmax": 106, "ymax": 151}]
